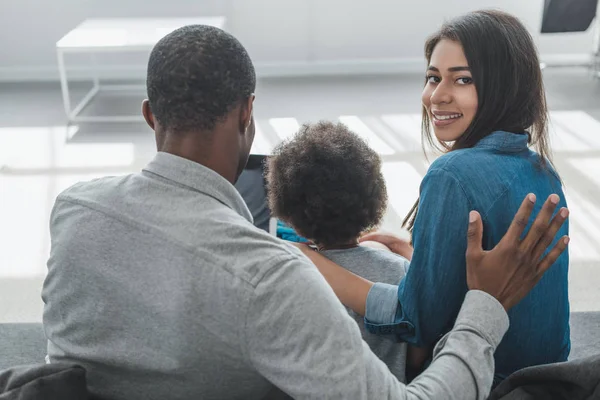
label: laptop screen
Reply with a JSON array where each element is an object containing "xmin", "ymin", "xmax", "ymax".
[{"xmin": 234, "ymin": 155, "xmax": 271, "ymax": 232}]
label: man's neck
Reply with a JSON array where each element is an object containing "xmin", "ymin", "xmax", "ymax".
[{"xmin": 159, "ymin": 132, "xmax": 238, "ymax": 184}]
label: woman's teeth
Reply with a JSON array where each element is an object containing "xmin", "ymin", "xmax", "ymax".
[{"xmin": 434, "ymin": 114, "xmax": 462, "ymax": 120}]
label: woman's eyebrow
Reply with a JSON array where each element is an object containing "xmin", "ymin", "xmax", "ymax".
[{"xmin": 427, "ymin": 65, "xmax": 471, "ymax": 72}]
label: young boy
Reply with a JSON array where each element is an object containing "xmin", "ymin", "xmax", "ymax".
[{"xmin": 266, "ymin": 121, "xmax": 410, "ymax": 382}]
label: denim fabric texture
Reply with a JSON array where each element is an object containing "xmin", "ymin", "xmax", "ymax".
[{"xmin": 365, "ymin": 131, "xmax": 570, "ymax": 381}]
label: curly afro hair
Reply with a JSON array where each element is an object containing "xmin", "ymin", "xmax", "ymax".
[
  {"xmin": 146, "ymin": 25, "xmax": 256, "ymax": 132},
  {"xmin": 266, "ymin": 121, "xmax": 388, "ymax": 247}
]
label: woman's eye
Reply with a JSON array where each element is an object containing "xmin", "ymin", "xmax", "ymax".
[
  {"xmin": 456, "ymin": 77, "xmax": 473, "ymax": 85},
  {"xmin": 426, "ymin": 75, "xmax": 440, "ymax": 84}
]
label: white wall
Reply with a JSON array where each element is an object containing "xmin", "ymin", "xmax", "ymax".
[{"xmin": 0, "ymin": 0, "xmax": 596, "ymax": 81}]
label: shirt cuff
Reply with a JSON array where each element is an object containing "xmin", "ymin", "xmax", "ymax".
[
  {"xmin": 454, "ymin": 290, "xmax": 509, "ymax": 349},
  {"xmin": 365, "ymin": 282, "xmax": 400, "ymax": 325}
]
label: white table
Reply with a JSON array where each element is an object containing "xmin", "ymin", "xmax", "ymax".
[{"xmin": 56, "ymin": 17, "xmax": 226, "ymax": 123}]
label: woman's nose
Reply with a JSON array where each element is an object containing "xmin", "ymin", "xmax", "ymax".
[{"xmin": 430, "ymin": 82, "xmax": 452, "ymax": 105}]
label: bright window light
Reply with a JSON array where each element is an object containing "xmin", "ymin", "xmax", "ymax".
[
  {"xmin": 551, "ymin": 111, "xmax": 600, "ymax": 150},
  {"xmin": 562, "ymin": 186, "xmax": 600, "ymax": 261},
  {"xmin": 56, "ymin": 143, "xmax": 134, "ymax": 168},
  {"xmin": 380, "ymin": 113, "xmax": 423, "ymax": 149},
  {"xmin": 569, "ymin": 158, "xmax": 600, "ymax": 186},
  {"xmin": 0, "ymin": 126, "xmax": 134, "ymax": 169},
  {"xmin": 339, "ymin": 115, "xmax": 395, "ymax": 155},
  {"xmin": 0, "ymin": 172, "xmax": 130, "ymax": 279},
  {"xmin": 381, "ymin": 161, "xmax": 423, "ymax": 217},
  {"xmin": 250, "ymin": 121, "xmax": 272, "ymax": 155},
  {"xmin": 358, "ymin": 116, "xmax": 407, "ymax": 152},
  {"xmin": 269, "ymin": 118, "xmax": 300, "ymax": 141},
  {"xmin": 0, "ymin": 176, "xmax": 50, "ymax": 278}
]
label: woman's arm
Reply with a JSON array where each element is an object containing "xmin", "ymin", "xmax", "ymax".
[{"xmin": 388, "ymin": 167, "xmax": 473, "ymax": 346}]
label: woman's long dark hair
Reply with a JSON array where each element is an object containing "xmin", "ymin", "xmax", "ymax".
[{"xmin": 403, "ymin": 9, "xmax": 556, "ymax": 233}]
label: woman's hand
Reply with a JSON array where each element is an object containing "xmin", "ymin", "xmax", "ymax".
[{"xmin": 359, "ymin": 231, "xmax": 414, "ymax": 260}]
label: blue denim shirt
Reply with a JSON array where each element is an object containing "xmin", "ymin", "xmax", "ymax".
[{"xmin": 365, "ymin": 131, "xmax": 570, "ymax": 381}]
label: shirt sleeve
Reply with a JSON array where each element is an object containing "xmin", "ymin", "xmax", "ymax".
[
  {"xmin": 362, "ymin": 256, "xmax": 410, "ymax": 328},
  {"xmin": 244, "ymin": 254, "xmax": 508, "ymax": 400},
  {"xmin": 407, "ymin": 290, "xmax": 509, "ymax": 399},
  {"xmin": 364, "ymin": 167, "xmax": 473, "ymax": 346},
  {"xmin": 364, "ymin": 282, "xmax": 403, "ymax": 333}
]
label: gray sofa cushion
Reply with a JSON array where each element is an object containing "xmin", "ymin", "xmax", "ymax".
[
  {"xmin": 569, "ymin": 312, "xmax": 600, "ymax": 361},
  {"xmin": 0, "ymin": 312, "xmax": 598, "ymax": 384},
  {"xmin": 0, "ymin": 324, "xmax": 46, "ymax": 371}
]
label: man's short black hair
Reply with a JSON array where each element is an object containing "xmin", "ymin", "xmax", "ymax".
[
  {"xmin": 267, "ymin": 121, "xmax": 388, "ymax": 247},
  {"xmin": 146, "ymin": 25, "xmax": 256, "ymax": 132}
]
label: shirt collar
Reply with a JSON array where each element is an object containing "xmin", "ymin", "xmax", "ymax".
[
  {"xmin": 474, "ymin": 131, "xmax": 529, "ymax": 152},
  {"xmin": 143, "ymin": 152, "xmax": 253, "ymax": 223}
]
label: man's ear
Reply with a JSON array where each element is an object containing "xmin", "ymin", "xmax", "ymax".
[
  {"xmin": 239, "ymin": 95, "xmax": 255, "ymax": 133},
  {"xmin": 142, "ymin": 99, "xmax": 155, "ymax": 130}
]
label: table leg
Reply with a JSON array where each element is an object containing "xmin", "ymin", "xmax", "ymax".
[
  {"xmin": 594, "ymin": 8, "xmax": 600, "ymax": 78},
  {"xmin": 57, "ymin": 49, "xmax": 71, "ymax": 118},
  {"xmin": 90, "ymin": 53, "xmax": 100, "ymax": 90}
]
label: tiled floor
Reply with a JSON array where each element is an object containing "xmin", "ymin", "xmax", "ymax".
[{"xmin": 1, "ymin": 68, "xmax": 599, "ymax": 322}]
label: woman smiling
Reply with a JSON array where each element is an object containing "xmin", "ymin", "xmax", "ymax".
[{"xmin": 302, "ymin": 10, "xmax": 570, "ymax": 385}]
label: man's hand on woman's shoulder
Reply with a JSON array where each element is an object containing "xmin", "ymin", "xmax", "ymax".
[{"xmin": 466, "ymin": 193, "xmax": 569, "ymax": 310}]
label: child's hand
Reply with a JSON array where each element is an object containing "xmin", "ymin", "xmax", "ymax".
[
  {"xmin": 359, "ymin": 231, "xmax": 413, "ymax": 260},
  {"xmin": 359, "ymin": 240, "xmax": 392, "ymax": 252}
]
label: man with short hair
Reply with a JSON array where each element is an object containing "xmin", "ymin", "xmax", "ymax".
[{"xmin": 43, "ymin": 25, "xmax": 569, "ymax": 400}]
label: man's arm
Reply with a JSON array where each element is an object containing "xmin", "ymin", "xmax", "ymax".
[
  {"xmin": 245, "ymin": 256, "xmax": 396, "ymax": 398},
  {"xmin": 244, "ymin": 255, "xmax": 506, "ymax": 399},
  {"xmin": 258, "ymin": 195, "xmax": 569, "ymax": 399},
  {"xmin": 408, "ymin": 290, "xmax": 508, "ymax": 398}
]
